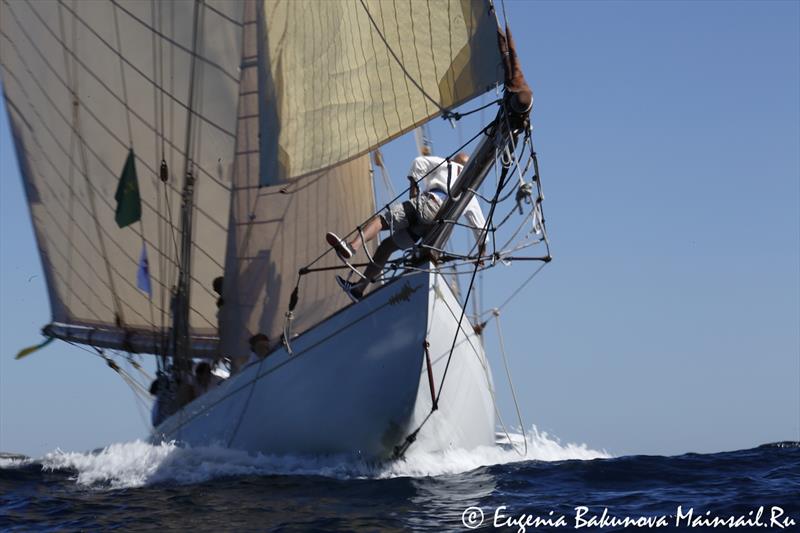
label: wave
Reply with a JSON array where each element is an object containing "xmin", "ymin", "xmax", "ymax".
[{"xmin": 10, "ymin": 425, "xmax": 608, "ymax": 489}]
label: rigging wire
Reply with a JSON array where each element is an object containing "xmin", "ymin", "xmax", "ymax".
[
  {"xmin": 56, "ymin": 1, "xmax": 76, "ymax": 313},
  {"xmin": 298, "ymin": 117, "xmax": 497, "ymax": 275},
  {"xmin": 357, "ymin": 0, "xmax": 446, "ymax": 116},
  {"xmin": 434, "ymin": 148, "xmax": 511, "ymax": 405},
  {"xmin": 112, "ymin": 0, "xmax": 159, "ymax": 334},
  {"xmin": 49, "ymin": 0, "xmax": 126, "ymax": 327},
  {"xmin": 494, "ymin": 309, "xmax": 528, "ymax": 456}
]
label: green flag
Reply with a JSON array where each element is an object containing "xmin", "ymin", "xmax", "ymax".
[{"xmin": 115, "ymin": 149, "xmax": 141, "ymax": 228}]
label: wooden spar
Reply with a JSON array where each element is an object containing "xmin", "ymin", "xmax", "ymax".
[{"xmin": 421, "ymin": 24, "xmax": 532, "ymax": 259}]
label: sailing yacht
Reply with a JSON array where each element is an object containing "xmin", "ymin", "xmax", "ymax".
[{"xmin": 1, "ymin": 0, "xmax": 539, "ymax": 459}]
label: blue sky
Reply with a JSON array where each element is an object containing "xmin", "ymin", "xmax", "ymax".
[{"xmin": 1, "ymin": 0, "xmax": 798, "ymax": 458}]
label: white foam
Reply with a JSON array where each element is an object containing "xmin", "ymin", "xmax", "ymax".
[
  {"xmin": 0, "ymin": 456, "xmax": 33, "ymax": 469},
  {"xmin": 34, "ymin": 425, "xmax": 609, "ymax": 489}
]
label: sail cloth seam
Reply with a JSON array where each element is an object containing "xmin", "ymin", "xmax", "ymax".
[
  {"xmin": 17, "ymin": 2, "xmax": 235, "ymax": 193},
  {"xmin": 0, "ymin": 23, "xmax": 231, "ymax": 242},
  {"xmin": 298, "ymin": 121, "xmax": 493, "ymax": 274},
  {"xmin": 111, "ymin": 2, "xmax": 134, "ymax": 149},
  {"xmin": 51, "ymin": 0, "xmax": 125, "ymax": 327},
  {"xmin": 3, "ymin": 103, "xmax": 153, "ymax": 323},
  {"xmin": 108, "ymin": 1, "xmax": 239, "ymax": 83},
  {"xmin": 357, "ymin": 0, "xmax": 447, "ymax": 116},
  {"xmin": 4, "ymin": 128, "xmax": 218, "ymax": 325},
  {"xmin": 0, "ymin": 93, "xmax": 219, "ymax": 316},
  {"xmin": 112, "ymin": 0, "xmax": 159, "ymax": 333},
  {"xmin": 24, "ymin": 2, "xmax": 237, "ymax": 143},
  {"xmin": 4, "ymin": 100, "xmax": 217, "ymax": 329},
  {"xmin": 56, "ymin": 1, "xmax": 76, "ymax": 316},
  {"xmin": 285, "ymin": 120, "xmax": 494, "ymax": 341},
  {"xmin": 0, "ymin": 66, "xmax": 226, "ymax": 294}
]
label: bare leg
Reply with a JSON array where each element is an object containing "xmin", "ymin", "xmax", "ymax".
[
  {"xmin": 348, "ymin": 215, "xmax": 387, "ymax": 253},
  {"xmin": 352, "ymin": 236, "xmax": 400, "ymax": 296}
]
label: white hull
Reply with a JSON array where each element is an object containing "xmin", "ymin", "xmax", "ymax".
[{"xmin": 152, "ymin": 265, "xmax": 495, "ymax": 458}]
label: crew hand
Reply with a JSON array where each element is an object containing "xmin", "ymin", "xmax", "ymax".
[{"xmin": 408, "ymin": 176, "xmax": 419, "ymax": 199}]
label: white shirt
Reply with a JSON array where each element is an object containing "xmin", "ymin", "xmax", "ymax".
[{"xmin": 407, "ymin": 156, "xmax": 487, "ymax": 242}]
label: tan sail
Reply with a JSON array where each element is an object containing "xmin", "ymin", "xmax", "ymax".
[
  {"xmin": 1, "ymin": 0, "xmax": 244, "ymax": 352},
  {"xmin": 2, "ymin": 0, "xmax": 500, "ymax": 358},
  {"xmin": 219, "ymin": 0, "xmax": 376, "ymax": 359},
  {"xmin": 259, "ymin": 0, "xmax": 500, "ymax": 183}
]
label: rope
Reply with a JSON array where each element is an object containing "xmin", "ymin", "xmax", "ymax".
[
  {"xmin": 435, "ymin": 161, "xmax": 510, "ymax": 405},
  {"xmin": 299, "ymin": 120, "xmax": 494, "ymax": 275},
  {"xmin": 494, "ymin": 309, "xmax": 527, "ymax": 456},
  {"xmin": 64, "ymin": 339, "xmax": 151, "ymax": 402},
  {"xmin": 51, "ymin": 0, "xmax": 126, "ymax": 326},
  {"xmin": 441, "ymin": 98, "xmax": 502, "ymax": 123},
  {"xmin": 112, "ymin": 0, "xmax": 159, "ymax": 333},
  {"xmin": 56, "ymin": 2, "xmax": 76, "ymax": 313},
  {"xmin": 112, "ymin": 2, "xmax": 134, "ymax": 148},
  {"xmin": 392, "ymin": 138, "xmax": 514, "ymax": 459},
  {"xmin": 358, "ymin": 0, "xmax": 446, "ymax": 116},
  {"xmin": 227, "ymin": 354, "xmax": 268, "ymax": 447}
]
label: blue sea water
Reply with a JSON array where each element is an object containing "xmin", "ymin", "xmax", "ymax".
[{"xmin": 1, "ymin": 433, "xmax": 798, "ymax": 532}]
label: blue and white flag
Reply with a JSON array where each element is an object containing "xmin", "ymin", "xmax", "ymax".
[{"xmin": 137, "ymin": 242, "xmax": 152, "ymax": 298}]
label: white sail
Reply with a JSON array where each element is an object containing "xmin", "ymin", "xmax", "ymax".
[
  {"xmin": 1, "ymin": 0, "xmax": 244, "ymax": 354},
  {"xmin": 259, "ymin": 0, "xmax": 500, "ymax": 183}
]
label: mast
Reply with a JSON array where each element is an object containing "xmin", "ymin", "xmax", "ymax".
[
  {"xmin": 172, "ymin": 169, "xmax": 196, "ymax": 370},
  {"xmin": 171, "ymin": 0, "xmax": 203, "ymax": 373},
  {"xmin": 422, "ymin": 26, "xmax": 533, "ymax": 258}
]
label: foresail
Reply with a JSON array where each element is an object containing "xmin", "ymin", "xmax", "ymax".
[
  {"xmin": 259, "ymin": 0, "xmax": 500, "ymax": 183},
  {"xmin": 219, "ymin": 157, "xmax": 375, "ymax": 358},
  {"xmin": 220, "ymin": 0, "xmax": 376, "ymax": 358},
  {"xmin": 0, "ymin": 0, "xmax": 244, "ymax": 353}
]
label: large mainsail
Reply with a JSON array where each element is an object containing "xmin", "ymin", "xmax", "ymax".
[
  {"xmin": 1, "ymin": 0, "xmax": 243, "ymax": 355},
  {"xmin": 219, "ymin": 0, "xmax": 500, "ymax": 357}
]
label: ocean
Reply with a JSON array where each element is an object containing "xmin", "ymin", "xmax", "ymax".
[{"xmin": 1, "ymin": 431, "xmax": 798, "ymax": 532}]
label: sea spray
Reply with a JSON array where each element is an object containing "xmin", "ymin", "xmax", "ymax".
[{"xmin": 33, "ymin": 425, "xmax": 607, "ymax": 489}]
